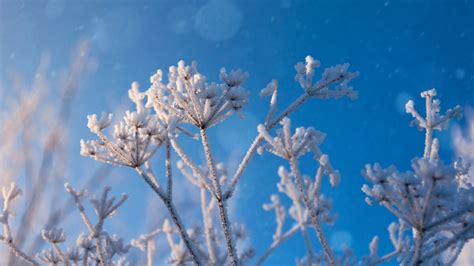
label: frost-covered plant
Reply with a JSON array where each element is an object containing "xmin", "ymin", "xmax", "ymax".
[
  {"xmin": 63, "ymin": 184, "xmax": 129, "ymax": 265},
  {"xmin": 362, "ymin": 89, "xmax": 473, "ymax": 265},
  {"xmin": 3, "ymin": 48, "xmax": 472, "ymax": 266},
  {"xmin": 40, "ymin": 184, "xmax": 130, "ymax": 266},
  {"xmin": 1, "ymin": 182, "xmax": 130, "ymax": 266},
  {"xmin": 257, "ymin": 118, "xmax": 340, "ymax": 265},
  {"xmin": 81, "ymin": 55, "xmax": 357, "ymax": 265},
  {"xmin": 0, "ymin": 183, "xmax": 39, "ymax": 265},
  {"xmin": 255, "ymin": 165, "xmax": 337, "ymax": 266},
  {"xmin": 0, "ymin": 41, "xmax": 120, "ymax": 265},
  {"xmin": 452, "ymin": 107, "xmax": 474, "ymax": 264}
]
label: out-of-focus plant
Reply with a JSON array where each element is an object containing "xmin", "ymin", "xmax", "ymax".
[
  {"xmin": 453, "ymin": 107, "xmax": 474, "ymax": 182},
  {"xmin": 0, "ymin": 41, "xmax": 113, "ymax": 265},
  {"xmin": 362, "ymin": 89, "xmax": 473, "ymax": 265},
  {"xmin": 452, "ymin": 107, "xmax": 474, "ymax": 265}
]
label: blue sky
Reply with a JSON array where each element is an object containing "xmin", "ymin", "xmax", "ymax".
[{"xmin": 1, "ymin": 0, "xmax": 473, "ymax": 264}]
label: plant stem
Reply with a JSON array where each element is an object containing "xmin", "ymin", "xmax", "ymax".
[
  {"xmin": 82, "ymin": 250, "xmax": 89, "ymax": 266},
  {"xmin": 135, "ymin": 167, "xmax": 202, "ymax": 265},
  {"xmin": 225, "ymin": 93, "xmax": 311, "ymax": 200},
  {"xmin": 412, "ymin": 228, "xmax": 423, "ymax": 265},
  {"xmin": 94, "ymin": 220, "xmax": 107, "ymax": 266},
  {"xmin": 294, "ymin": 197, "xmax": 315, "ymax": 262},
  {"xmin": 165, "ymin": 198, "xmax": 202, "ymax": 265},
  {"xmin": 52, "ymin": 243, "xmax": 68, "ymax": 266},
  {"xmin": 420, "ymin": 222, "xmax": 474, "ymax": 262},
  {"xmin": 201, "ymin": 188, "xmax": 217, "ymax": 265},
  {"xmin": 425, "ymin": 204, "xmax": 474, "ymax": 232},
  {"xmin": 289, "ymin": 156, "xmax": 335, "ymax": 266},
  {"xmin": 165, "ymin": 140, "xmax": 173, "ymax": 199},
  {"xmin": 423, "ymin": 93, "xmax": 433, "ymax": 158},
  {"xmin": 146, "ymin": 239, "xmax": 154, "ymax": 266},
  {"xmin": 255, "ymin": 225, "xmax": 300, "ymax": 266},
  {"xmin": 200, "ymin": 128, "xmax": 238, "ymax": 265},
  {"xmin": 0, "ymin": 235, "xmax": 39, "ymax": 266}
]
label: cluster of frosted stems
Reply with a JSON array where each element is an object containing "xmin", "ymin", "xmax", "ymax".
[
  {"xmin": 256, "ymin": 117, "xmax": 344, "ymax": 265},
  {"xmin": 78, "ymin": 56, "xmax": 357, "ymax": 265},
  {"xmin": 9, "ymin": 56, "xmax": 472, "ymax": 265},
  {"xmin": 0, "ymin": 56, "xmax": 357, "ymax": 265},
  {"xmin": 362, "ymin": 89, "xmax": 473, "ymax": 265},
  {"xmin": 1, "ymin": 183, "xmax": 129, "ymax": 265}
]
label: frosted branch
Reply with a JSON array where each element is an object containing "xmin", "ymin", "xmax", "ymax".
[
  {"xmin": 226, "ymin": 55, "xmax": 357, "ymax": 199},
  {"xmin": 0, "ymin": 183, "xmax": 39, "ymax": 265}
]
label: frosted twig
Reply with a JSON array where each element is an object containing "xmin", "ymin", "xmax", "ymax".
[
  {"xmin": 0, "ymin": 235, "xmax": 39, "ymax": 266},
  {"xmin": 425, "ymin": 204, "xmax": 474, "ymax": 232},
  {"xmin": 200, "ymin": 187, "xmax": 218, "ymax": 265},
  {"xmin": 405, "ymin": 89, "xmax": 462, "ymax": 158},
  {"xmin": 65, "ymin": 184, "xmax": 94, "ymax": 233},
  {"xmin": 131, "ymin": 228, "xmax": 161, "ymax": 266},
  {"xmin": 289, "ymin": 156, "xmax": 335, "ymax": 266},
  {"xmin": 420, "ymin": 222, "xmax": 474, "ymax": 262},
  {"xmin": 200, "ymin": 128, "xmax": 238, "ymax": 265},
  {"xmin": 226, "ymin": 57, "xmax": 357, "ymax": 200},
  {"xmin": 169, "ymin": 135, "xmax": 215, "ymax": 196},
  {"xmin": 165, "ymin": 140, "xmax": 173, "ymax": 199},
  {"xmin": 135, "ymin": 166, "xmax": 167, "ymax": 200},
  {"xmin": 255, "ymin": 224, "xmax": 300, "ymax": 266},
  {"xmin": 135, "ymin": 166, "xmax": 203, "ymax": 265},
  {"xmin": 0, "ymin": 183, "xmax": 39, "ymax": 266}
]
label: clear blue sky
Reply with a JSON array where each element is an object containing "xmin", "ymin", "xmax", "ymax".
[{"xmin": 1, "ymin": 0, "xmax": 473, "ymax": 264}]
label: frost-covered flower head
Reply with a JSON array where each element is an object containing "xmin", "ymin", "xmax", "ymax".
[
  {"xmin": 131, "ymin": 228, "xmax": 161, "ymax": 252},
  {"xmin": 405, "ymin": 88, "xmax": 462, "ymax": 132},
  {"xmin": 276, "ymin": 166, "xmax": 335, "ymax": 225},
  {"xmin": 42, "ymin": 227, "xmax": 66, "ymax": 244},
  {"xmin": 294, "ymin": 55, "xmax": 358, "ymax": 100},
  {"xmin": 81, "ymin": 108, "xmax": 166, "ymax": 167},
  {"xmin": 362, "ymin": 89, "xmax": 472, "ymax": 264},
  {"xmin": 144, "ymin": 60, "xmax": 249, "ymax": 129},
  {"xmin": 87, "ymin": 112, "xmax": 113, "ymax": 134},
  {"xmin": 362, "ymin": 158, "xmax": 473, "ymax": 232},
  {"xmin": 76, "ymin": 233, "xmax": 95, "ymax": 252},
  {"xmin": 257, "ymin": 117, "xmax": 326, "ymax": 160},
  {"xmin": 0, "ymin": 183, "xmax": 22, "ymax": 232},
  {"xmin": 106, "ymin": 234, "xmax": 131, "ymax": 256},
  {"xmin": 81, "ymin": 80, "xmax": 167, "ymax": 167},
  {"xmin": 362, "ymin": 158, "xmax": 474, "ymax": 263},
  {"xmin": 257, "ymin": 117, "xmax": 340, "ymax": 187},
  {"xmin": 37, "ymin": 249, "xmax": 62, "ymax": 264},
  {"xmin": 66, "ymin": 247, "xmax": 83, "ymax": 262},
  {"xmin": 90, "ymin": 187, "xmax": 128, "ymax": 220}
]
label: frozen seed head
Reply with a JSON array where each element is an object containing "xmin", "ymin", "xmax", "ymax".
[
  {"xmin": 87, "ymin": 112, "xmax": 113, "ymax": 134},
  {"xmin": 42, "ymin": 228, "xmax": 66, "ymax": 243}
]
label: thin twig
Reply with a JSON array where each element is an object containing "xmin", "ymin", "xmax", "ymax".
[
  {"xmin": 420, "ymin": 222, "xmax": 474, "ymax": 262},
  {"xmin": 165, "ymin": 140, "xmax": 173, "ymax": 199},
  {"xmin": 169, "ymin": 136, "xmax": 215, "ymax": 196},
  {"xmin": 200, "ymin": 128, "xmax": 238, "ymax": 265},
  {"xmin": 0, "ymin": 235, "xmax": 39, "ymax": 266},
  {"xmin": 225, "ymin": 93, "xmax": 311, "ymax": 200},
  {"xmin": 200, "ymin": 188, "xmax": 217, "ymax": 265},
  {"xmin": 135, "ymin": 166, "xmax": 202, "ymax": 265},
  {"xmin": 289, "ymin": 156, "xmax": 335, "ymax": 266},
  {"xmin": 255, "ymin": 224, "xmax": 300, "ymax": 266}
]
